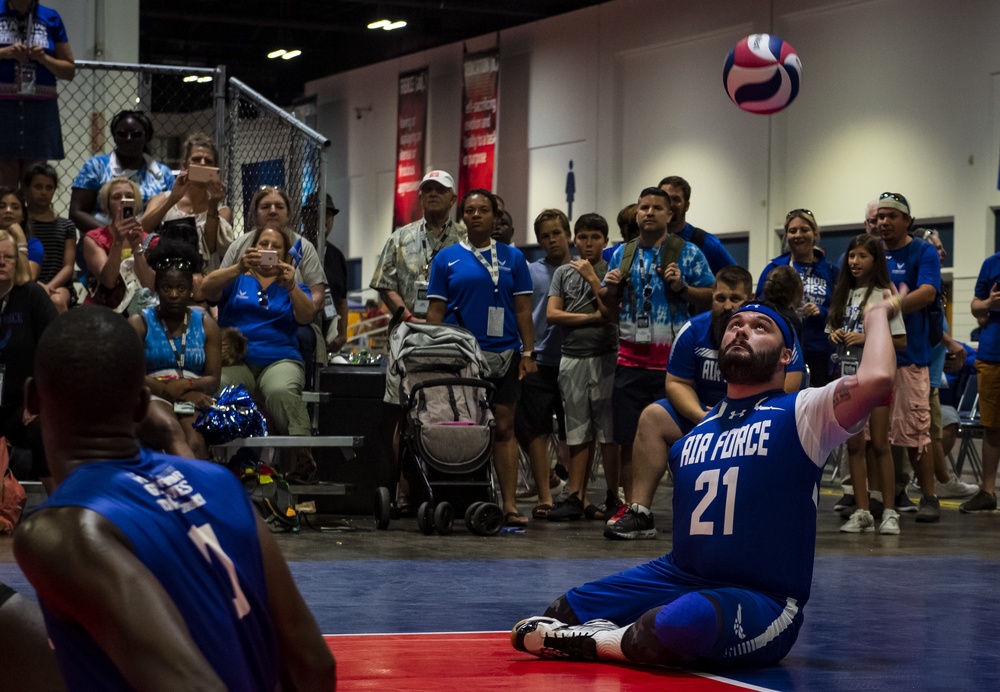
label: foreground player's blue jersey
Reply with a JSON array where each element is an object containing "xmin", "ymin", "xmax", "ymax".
[
  {"xmin": 37, "ymin": 450, "xmax": 278, "ymax": 691},
  {"xmin": 668, "ymin": 388, "xmax": 856, "ymax": 605}
]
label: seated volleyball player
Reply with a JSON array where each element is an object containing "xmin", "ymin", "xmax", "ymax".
[
  {"xmin": 14, "ymin": 307, "xmax": 335, "ymax": 691},
  {"xmin": 512, "ymin": 294, "xmax": 899, "ymax": 670}
]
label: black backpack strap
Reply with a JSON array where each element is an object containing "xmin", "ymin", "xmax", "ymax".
[
  {"xmin": 689, "ymin": 226, "xmax": 707, "ymax": 247},
  {"xmin": 618, "ymin": 238, "xmax": 639, "ymax": 290}
]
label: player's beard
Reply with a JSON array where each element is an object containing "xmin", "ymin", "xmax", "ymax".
[{"xmin": 719, "ymin": 340, "xmax": 783, "ymax": 385}]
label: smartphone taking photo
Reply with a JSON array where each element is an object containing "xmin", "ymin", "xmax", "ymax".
[
  {"xmin": 188, "ymin": 165, "xmax": 219, "ymax": 184},
  {"xmin": 120, "ymin": 197, "xmax": 136, "ymax": 220},
  {"xmin": 258, "ymin": 249, "xmax": 278, "ymax": 267}
]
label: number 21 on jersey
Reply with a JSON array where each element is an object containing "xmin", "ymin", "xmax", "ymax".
[{"xmin": 690, "ymin": 467, "xmax": 739, "ymax": 536}]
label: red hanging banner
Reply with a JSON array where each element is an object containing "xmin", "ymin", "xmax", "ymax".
[
  {"xmin": 392, "ymin": 67, "xmax": 429, "ymax": 230},
  {"xmin": 457, "ymin": 49, "xmax": 499, "ymax": 200}
]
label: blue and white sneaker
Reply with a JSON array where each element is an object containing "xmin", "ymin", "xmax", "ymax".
[{"xmin": 511, "ymin": 616, "xmax": 619, "ymax": 660}]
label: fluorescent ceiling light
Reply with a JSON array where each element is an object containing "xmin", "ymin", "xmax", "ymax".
[
  {"xmin": 281, "ymin": 50, "xmax": 302, "ymax": 60},
  {"xmin": 197, "ymin": 76, "xmax": 213, "ymax": 83},
  {"xmin": 367, "ymin": 19, "xmax": 389, "ymax": 29},
  {"xmin": 267, "ymin": 49, "xmax": 287, "ymax": 59},
  {"xmin": 385, "ymin": 21, "xmax": 407, "ymax": 30},
  {"xmin": 183, "ymin": 75, "xmax": 199, "ymax": 82}
]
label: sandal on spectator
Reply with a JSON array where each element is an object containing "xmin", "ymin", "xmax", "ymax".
[
  {"xmin": 532, "ymin": 503, "xmax": 552, "ymax": 519},
  {"xmin": 505, "ymin": 511, "xmax": 529, "ymax": 527}
]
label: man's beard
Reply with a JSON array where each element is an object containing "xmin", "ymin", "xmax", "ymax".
[{"xmin": 718, "ymin": 340, "xmax": 784, "ymax": 385}]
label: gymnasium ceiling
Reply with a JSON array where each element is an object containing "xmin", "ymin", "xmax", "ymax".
[{"xmin": 139, "ymin": 0, "xmax": 605, "ymax": 106}]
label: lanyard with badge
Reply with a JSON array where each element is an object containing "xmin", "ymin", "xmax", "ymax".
[
  {"xmin": 412, "ymin": 221, "xmax": 439, "ymax": 317},
  {"xmin": 14, "ymin": 11, "xmax": 36, "ymax": 96},
  {"xmin": 161, "ymin": 311, "xmax": 195, "ymax": 414},
  {"xmin": 634, "ymin": 245, "xmax": 661, "ymax": 344},
  {"xmin": 468, "ymin": 239, "xmax": 504, "ymax": 337}
]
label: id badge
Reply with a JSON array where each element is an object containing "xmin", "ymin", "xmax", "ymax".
[
  {"xmin": 323, "ymin": 288, "xmax": 335, "ymax": 319},
  {"xmin": 635, "ymin": 314, "xmax": 652, "ymax": 344},
  {"xmin": 18, "ymin": 63, "xmax": 36, "ymax": 96},
  {"xmin": 414, "ymin": 280, "xmax": 429, "ymax": 317},
  {"xmin": 487, "ymin": 306, "xmax": 505, "ymax": 337},
  {"xmin": 840, "ymin": 358, "xmax": 859, "ymax": 377},
  {"xmin": 173, "ymin": 400, "xmax": 196, "ymax": 415}
]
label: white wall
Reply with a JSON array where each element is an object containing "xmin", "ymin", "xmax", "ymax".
[
  {"xmin": 48, "ymin": 0, "xmax": 139, "ymax": 63},
  {"xmin": 306, "ymin": 0, "xmax": 1000, "ymax": 339}
]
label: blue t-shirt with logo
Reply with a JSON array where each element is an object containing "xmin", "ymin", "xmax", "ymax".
[
  {"xmin": 756, "ymin": 250, "xmax": 838, "ymax": 356},
  {"xmin": 427, "ymin": 241, "xmax": 532, "ymax": 353},
  {"xmin": 974, "ymin": 252, "xmax": 1000, "ymax": 362},
  {"xmin": 883, "ymin": 238, "xmax": 940, "ymax": 367}
]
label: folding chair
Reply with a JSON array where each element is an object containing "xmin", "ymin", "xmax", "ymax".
[{"xmin": 952, "ymin": 375, "xmax": 983, "ymax": 483}]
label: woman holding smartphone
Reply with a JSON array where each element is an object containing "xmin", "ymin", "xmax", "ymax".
[
  {"xmin": 201, "ymin": 224, "xmax": 318, "ymax": 479},
  {"xmin": 81, "ymin": 176, "xmax": 156, "ymax": 313},
  {"xmin": 141, "ymin": 132, "xmax": 234, "ymax": 270}
]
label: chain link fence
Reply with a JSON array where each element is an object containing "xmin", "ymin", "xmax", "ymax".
[{"xmin": 54, "ymin": 61, "xmax": 328, "ymax": 248}]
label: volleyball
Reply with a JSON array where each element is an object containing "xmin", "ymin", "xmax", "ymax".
[{"xmin": 723, "ymin": 34, "xmax": 801, "ymax": 115}]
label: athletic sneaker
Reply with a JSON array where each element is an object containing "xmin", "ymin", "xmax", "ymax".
[
  {"xmin": 840, "ymin": 509, "xmax": 875, "ymax": 533},
  {"xmin": 511, "ymin": 616, "xmax": 618, "ymax": 660},
  {"xmin": 839, "ymin": 496, "xmax": 883, "ymax": 521},
  {"xmin": 604, "ymin": 501, "xmax": 630, "ymax": 528},
  {"xmin": 959, "ymin": 490, "xmax": 998, "ymax": 514},
  {"xmin": 604, "ymin": 504, "xmax": 656, "ymax": 540},
  {"xmin": 895, "ymin": 490, "xmax": 918, "ymax": 513},
  {"xmin": 833, "ymin": 493, "xmax": 855, "ymax": 512},
  {"xmin": 936, "ymin": 474, "xmax": 980, "ymax": 499},
  {"xmin": 548, "ymin": 492, "xmax": 585, "ymax": 521},
  {"xmin": 879, "ymin": 509, "xmax": 901, "ymax": 535},
  {"xmin": 915, "ymin": 495, "xmax": 941, "ymax": 523}
]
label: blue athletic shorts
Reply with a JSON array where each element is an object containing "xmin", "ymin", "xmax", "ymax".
[
  {"xmin": 654, "ymin": 398, "xmax": 697, "ymax": 437},
  {"xmin": 563, "ymin": 553, "xmax": 803, "ymax": 668}
]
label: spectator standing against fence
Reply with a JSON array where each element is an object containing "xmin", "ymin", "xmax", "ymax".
[
  {"xmin": 0, "ymin": 0, "xmax": 75, "ymax": 188},
  {"xmin": 70, "ymin": 110, "xmax": 175, "ymax": 232},
  {"xmin": 141, "ymin": 132, "xmax": 234, "ymax": 271}
]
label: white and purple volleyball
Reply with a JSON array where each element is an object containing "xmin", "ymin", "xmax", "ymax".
[{"xmin": 723, "ymin": 34, "xmax": 801, "ymax": 115}]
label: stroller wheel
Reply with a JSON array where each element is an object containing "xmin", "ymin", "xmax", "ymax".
[
  {"xmin": 374, "ymin": 487, "xmax": 392, "ymax": 530},
  {"xmin": 464, "ymin": 502, "xmax": 484, "ymax": 533},
  {"xmin": 417, "ymin": 501, "xmax": 435, "ymax": 535},
  {"xmin": 434, "ymin": 502, "xmax": 454, "ymax": 536},
  {"xmin": 472, "ymin": 502, "xmax": 504, "ymax": 536}
]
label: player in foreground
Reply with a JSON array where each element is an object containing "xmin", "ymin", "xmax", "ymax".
[
  {"xmin": 14, "ymin": 306, "xmax": 336, "ymax": 691},
  {"xmin": 512, "ymin": 293, "xmax": 899, "ymax": 669}
]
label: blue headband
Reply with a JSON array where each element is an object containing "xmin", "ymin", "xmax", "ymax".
[{"xmin": 732, "ymin": 303, "xmax": 794, "ymax": 349}]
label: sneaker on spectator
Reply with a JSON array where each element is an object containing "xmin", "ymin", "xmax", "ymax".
[
  {"xmin": 959, "ymin": 490, "xmax": 998, "ymax": 514},
  {"xmin": 548, "ymin": 492, "xmax": 585, "ymax": 522},
  {"xmin": 511, "ymin": 616, "xmax": 618, "ymax": 660},
  {"xmin": 915, "ymin": 495, "xmax": 941, "ymax": 523},
  {"xmin": 604, "ymin": 501, "xmax": 629, "ymax": 528},
  {"xmin": 604, "ymin": 504, "xmax": 656, "ymax": 540},
  {"xmin": 833, "ymin": 492, "xmax": 855, "ymax": 512},
  {"xmin": 879, "ymin": 509, "xmax": 901, "ymax": 535},
  {"xmin": 840, "ymin": 509, "xmax": 875, "ymax": 533},
  {"xmin": 895, "ymin": 490, "xmax": 918, "ymax": 513},
  {"xmin": 936, "ymin": 474, "xmax": 980, "ymax": 499}
]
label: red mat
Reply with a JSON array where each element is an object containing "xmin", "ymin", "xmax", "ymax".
[{"xmin": 327, "ymin": 632, "xmax": 763, "ymax": 691}]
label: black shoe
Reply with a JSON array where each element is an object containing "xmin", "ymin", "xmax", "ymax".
[
  {"xmin": 834, "ymin": 493, "xmax": 855, "ymax": 512},
  {"xmin": 915, "ymin": 495, "xmax": 941, "ymax": 523},
  {"xmin": 603, "ymin": 504, "xmax": 656, "ymax": 540},
  {"xmin": 895, "ymin": 490, "xmax": 919, "ymax": 513},
  {"xmin": 548, "ymin": 492, "xmax": 585, "ymax": 521}
]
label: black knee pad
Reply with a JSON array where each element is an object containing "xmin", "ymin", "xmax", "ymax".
[{"xmin": 543, "ymin": 594, "xmax": 580, "ymax": 625}]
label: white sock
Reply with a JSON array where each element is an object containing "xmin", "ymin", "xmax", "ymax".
[
  {"xmin": 870, "ymin": 490, "xmax": 883, "ymax": 502},
  {"xmin": 633, "ymin": 504, "xmax": 651, "ymax": 516},
  {"xmin": 593, "ymin": 626, "xmax": 630, "ymax": 661}
]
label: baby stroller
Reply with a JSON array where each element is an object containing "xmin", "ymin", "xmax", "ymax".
[{"xmin": 374, "ymin": 320, "xmax": 503, "ymax": 535}]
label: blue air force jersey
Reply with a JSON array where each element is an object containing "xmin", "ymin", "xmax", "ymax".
[
  {"xmin": 37, "ymin": 450, "xmax": 278, "ymax": 692},
  {"xmin": 669, "ymin": 387, "xmax": 859, "ymax": 605},
  {"xmin": 883, "ymin": 238, "xmax": 940, "ymax": 367},
  {"xmin": 668, "ymin": 312, "xmax": 806, "ymax": 408},
  {"xmin": 427, "ymin": 241, "xmax": 532, "ymax": 353}
]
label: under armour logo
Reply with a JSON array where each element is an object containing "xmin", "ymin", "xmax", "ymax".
[{"xmin": 728, "ymin": 409, "xmax": 746, "ymax": 420}]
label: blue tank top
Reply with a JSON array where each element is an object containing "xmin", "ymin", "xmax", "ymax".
[
  {"xmin": 37, "ymin": 450, "xmax": 279, "ymax": 691},
  {"xmin": 669, "ymin": 388, "xmax": 851, "ymax": 605},
  {"xmin": 142, "ymin": 305, "xmax": 207, "ymax": 376}
]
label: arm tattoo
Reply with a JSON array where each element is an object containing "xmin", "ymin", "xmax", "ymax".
[{"xmin": 832, "ymin": 376, "xmax": 858, "ymax": 406}]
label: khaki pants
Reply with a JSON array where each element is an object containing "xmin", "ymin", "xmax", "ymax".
[{"xmin": 221, "ymin": 359, "xmax": 310, "ymax": 436}]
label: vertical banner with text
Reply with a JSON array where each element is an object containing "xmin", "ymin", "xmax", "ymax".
[
  {"xmin": 393, "ymin": 67, "xmax": 429, "ymax": 230},
  {"xmin": 458, "ymin": 49, "xmax": 499, "ymax": 201}
]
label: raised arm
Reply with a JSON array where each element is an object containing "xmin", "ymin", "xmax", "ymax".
[{"xmin": 831, "ymin": 290, "xmax": 899, "ymax": 430}]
